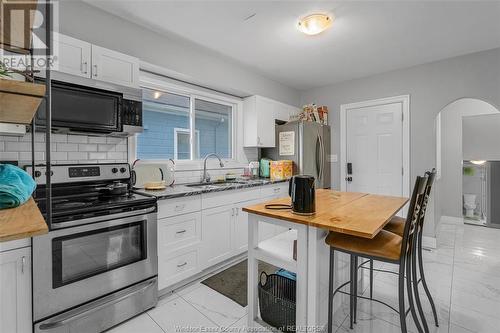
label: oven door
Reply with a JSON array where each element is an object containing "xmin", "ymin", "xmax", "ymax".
[{"xmin": 33, "ymin": 211, "xmax": 157, "ymax": 322}]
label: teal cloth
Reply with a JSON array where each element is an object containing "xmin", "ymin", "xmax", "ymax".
[{"xmin": 0, "ymin": 164, "xmax": 36, "ymax": 209}]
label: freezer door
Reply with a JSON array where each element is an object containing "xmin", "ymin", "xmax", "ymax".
[
  {"xmin": 301, "ymin": 122, "xmax": 325, "ymax": 188},
  {"xmin": 262, "ymin": 122, "xmax": 300, "ymax": 174}
]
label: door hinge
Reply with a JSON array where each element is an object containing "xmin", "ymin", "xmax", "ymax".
[
  {"xmin": 401, "ymin": 113, "xmax": 404, "ymax": 122},
  {"xmin": 402, "ymin": 167, "xmax": 404, "ymax": 176}
]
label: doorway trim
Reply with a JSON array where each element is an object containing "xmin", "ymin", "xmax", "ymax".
[{"xmin": 340, "ymin": 95, "xmax": 410, "ymax": 199}]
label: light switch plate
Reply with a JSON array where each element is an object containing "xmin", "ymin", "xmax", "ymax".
[{"xmin": 328, "ymin": 154, "xmax": 338, "ymax": 162}]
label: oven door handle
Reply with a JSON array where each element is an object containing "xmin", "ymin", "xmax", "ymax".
[
  {"xmin": 37, "ymin": 279, "xmax": 156, "ymax": 330},
  {"xmin": 50, "ymin": 206, "xmax": 157, "ymax": 230}
]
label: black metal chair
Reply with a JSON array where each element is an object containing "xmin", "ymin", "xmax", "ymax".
[
  {"xmin": 325, "ymin": 175, "xmax": 428, "ymax": 333},
  {"xmin": 366, "ymin": 169, "xmax": 439, "ymax": 332}
]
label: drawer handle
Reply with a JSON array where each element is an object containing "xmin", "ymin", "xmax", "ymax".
[
  {"xmin": 175, "ymin": 204, "xmax": 185, "ymax": 211},
  {"xmin": 274, "ymin": 188, "xmax": 280, "ymax": 192},
  {"xmin": 177, "ymin": 262, "xmax": 188, "ymax": 268},
  {"xmin": 176, "ymin": 229, "xmax": 187, "ymax": 234}
]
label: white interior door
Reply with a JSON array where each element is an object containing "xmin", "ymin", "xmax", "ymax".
[{"xmin": 345, "ymin": 102, "xmax": 403, "ymax": 196}]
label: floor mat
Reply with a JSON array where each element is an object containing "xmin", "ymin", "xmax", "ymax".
[{"xmin": 201, "ymin": 259, "xmax": 277, "ymax": 307}]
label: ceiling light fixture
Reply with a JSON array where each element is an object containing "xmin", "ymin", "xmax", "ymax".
[
  {"xmin": 298, "ymin": 13, "xmax": 333, "ymax": 36},
  {"xmin": 470, "ymin": 160, "xmax": 486, "ymax": 165}
]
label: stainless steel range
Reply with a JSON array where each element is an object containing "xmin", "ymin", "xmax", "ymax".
[{"xmin": 27, "ymin": 163, "xmax": 158, "ymax": 333}]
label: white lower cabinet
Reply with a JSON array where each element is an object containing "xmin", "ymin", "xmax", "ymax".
[
  {"xmin": 157, "ymin": 183, "xmax": 290, "ymax": 291},
  {"xmin": 0, "ymin": 246, "xmax": 32, "ymax": 333},
  {"xmin": 200, "ymin": 205, "xmax": 234, "ymax": 270}
]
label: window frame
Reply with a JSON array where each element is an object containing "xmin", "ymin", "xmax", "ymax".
[
  {"xmin": 130, "ymin": 73, "xmax": 240, "ymax": 165},
  {"xmin": 174, "ymin": 128, "xmax": 200, "ymax": 160}
]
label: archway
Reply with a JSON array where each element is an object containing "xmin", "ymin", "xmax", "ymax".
[{"xmin": 435, "ymin": 98, "xmax": 500, "ymax": 226}]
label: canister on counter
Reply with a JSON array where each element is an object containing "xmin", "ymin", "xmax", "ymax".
[{"xmin": 270, "ymin": 160, "xmax": 293, "ymax": 181}]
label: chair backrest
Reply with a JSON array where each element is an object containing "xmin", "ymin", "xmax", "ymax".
[
  {"xmin": 418, "ymin": 168, "xmax": 437, "ymax": 231},
  {"xmin": 401, "ymin": 175, "xmax": 428, "ymax": 257}
]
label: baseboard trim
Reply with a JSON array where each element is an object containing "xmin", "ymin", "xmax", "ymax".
[
  {"xmin": 422, "ymin": 236, "xmax": 437, "ymax": 250},
  {"xmin": 158, "ymin": 252, "xmax": 247, "ymax": 297}
]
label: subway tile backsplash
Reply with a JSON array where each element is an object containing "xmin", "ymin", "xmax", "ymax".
[{"xmin": 0, "ymin": 133, "xmax": 128, "ymax": 166}]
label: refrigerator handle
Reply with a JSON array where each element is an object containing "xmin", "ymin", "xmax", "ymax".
[
  {"xmin": 319, "ymin": 133, "xmax": 325, "ymax": 183},
  {"xmin": 315, "ymin": 134, "xmax": 321, "ymax": 179}
]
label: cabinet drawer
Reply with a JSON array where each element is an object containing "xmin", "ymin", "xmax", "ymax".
[
  {"xmin": 158, "ymin": 250, "xmax": 198, "ymax": 290},
  {"xmin": 158, "ymin": 212, "xmax": 201, "ymax": 252},
  {"xmin": 158, "ymin": 195, "xmax": 201, "ymax": 218},
  {"xmin": 261, "ymin": 183, "xmax": 289, "ymax": 198},
  {"xmin": 202, "ymin": 188, "xmax": 260, "ymax": 209}
]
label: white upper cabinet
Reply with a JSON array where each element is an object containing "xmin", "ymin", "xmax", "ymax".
[
  {"xmin": 91, "ymin": 45, "xmax": 140, "ymax": 88},
  {"xmin": 53, "ymin": 34, "xmax": 140, "ymax": 88},
  {"xmin": 54, "ymin": 33, "xmax": 91, "ymax": 78},
  {"xmin": 243, "ymin": 95, "xmax": 299, "ymax": 147}
]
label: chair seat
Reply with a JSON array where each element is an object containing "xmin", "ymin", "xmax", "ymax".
[
  {"xmin": 325, "ymin": 230, "xmax": 403, "ymax": 261},
  {"xmin": 383, "ymin": 216, "xmax": 405, "ymax": 236}
]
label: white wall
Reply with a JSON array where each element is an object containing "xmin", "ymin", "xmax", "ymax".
[
  {"xmin": 439, "ymin": 99, "xmax": 499, "ymax": 218},
  {"xmin": 58, "ymin": 1, "xmax": 300, "ymax": 106},
  {"xmin": 463, "ymin": 113, "xmax": 500, "ymax": 161},
  {"xmin": 300, "ymin": 48, "xmax": 500, "ymax": 238}
]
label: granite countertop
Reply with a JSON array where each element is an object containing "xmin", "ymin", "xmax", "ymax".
[{"xmin": 133, "ymin": 178, "xmax": 288, "ymax": 200}]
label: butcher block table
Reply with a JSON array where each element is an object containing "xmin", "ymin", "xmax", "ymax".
[{"xmin": 242, "ymin": 189, "xmax": 408, "ymax": 331}]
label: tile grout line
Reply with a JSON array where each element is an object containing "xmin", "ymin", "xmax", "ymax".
[
  {"xmin": 446, "ymin": 226, "xmax": 458, "ymax": 333},
  {"xmin": 178, "ymin": 290, "xmax": 225, "ymax": 328},
  {"xmin": 146, "ymin": 312, "xmax": 168, "ymax": 333}
]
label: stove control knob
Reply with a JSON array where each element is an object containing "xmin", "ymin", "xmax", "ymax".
[
  {"xmin": 120, "ymin": 167, "xmax": 127, "ymax": 173},
  {"xmin": 111, "ymin": 168, "xmax": 118, "ymax": 174},
  {"xmin": 34, "ymin": 170, "xmax": 42, "ymax": 178}
]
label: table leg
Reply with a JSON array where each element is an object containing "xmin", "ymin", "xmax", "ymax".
[{"xmin": 247, "ymin": 215, "xmax": 259, "ymax": 328}]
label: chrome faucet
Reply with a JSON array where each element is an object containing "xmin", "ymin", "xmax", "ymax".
[{"xmin": 202, "ymin": 153, "xmax": 224, "ymax": 183}]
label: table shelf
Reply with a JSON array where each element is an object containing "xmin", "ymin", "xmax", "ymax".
[{"xmin": 257, "ymin": 230, "xmax": 297, "ymax": 272}]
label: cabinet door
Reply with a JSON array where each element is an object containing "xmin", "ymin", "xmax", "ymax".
[
  {"xmin": 256, "ymin": 97, "xmax": 276, "ymax": 147},
  {"xmin": 0, "ymin": 247, "xmax": 31, "ymax": 333},
  {"xmin": 54, "ymin": 34, "xmax": 91, "ymax": 78},
  {"xmin": 233, "ymin": 199, "xmax": 261, "ymax": 254},
  {"xmin": 91, "ymin": 45, "xmax": 139, "ymax": 87},
  {"xmin": 200, "ymin": 205, "xmax": 234, "ymax": 269}
]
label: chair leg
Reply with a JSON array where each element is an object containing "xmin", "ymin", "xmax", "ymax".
[
  {"xmin": 349, "ymin": 255, "xmax": 354, "ymax": 329},
  {"xmin": 353, "ymin": 256, "xmax": 358, "ymax": 324},
  {"xmin": 412, "ymin": 242, "xmax": 429, "ymax": 332},
  {"xmin": 418, "ymin": 234, "xmax": 439, "ymax": 327},
  {"xmin": 406, "ymin": 250, "xmax": 424, "ymax": 333},
  {"xmin": 328, "ymin": 248, "xmax": 335, "ymax": 333},
  {"xmin": 398, "ymin": 261, "xmax": 408, "ymax": 333},
  {"xmin": 369, "ymin": 259, "xmax": 374, "ymax": 299}
]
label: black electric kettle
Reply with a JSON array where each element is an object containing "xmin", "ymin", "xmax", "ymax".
[{"xmin": 289, "ymin": 175, "xmax": 316, "ymax": 215}]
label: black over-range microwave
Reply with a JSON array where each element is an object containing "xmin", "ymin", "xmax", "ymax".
[{"xmin": 35, "ymin": 74, "xmax": 143, "ymax": 136}]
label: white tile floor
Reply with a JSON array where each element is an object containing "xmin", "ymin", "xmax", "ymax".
[{"xmin": 109, "ymin": 218, "xmax": 500, "ymax": 333}]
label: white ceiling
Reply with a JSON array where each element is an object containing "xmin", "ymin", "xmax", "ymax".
[{"xmin": 84, "ymin": 1, "xmax": 500, "ymax": 91}]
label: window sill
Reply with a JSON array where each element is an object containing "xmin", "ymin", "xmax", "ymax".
[{"xmin": 131, "ymin": 159, "xmax": 248, "ymax": 171}]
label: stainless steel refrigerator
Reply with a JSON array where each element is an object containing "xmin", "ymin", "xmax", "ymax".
[{"xmin": 262, "ymin": 121, "xmax": 331, "ymax": 189}]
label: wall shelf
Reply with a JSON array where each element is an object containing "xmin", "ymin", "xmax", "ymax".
[
  {"xmin": 0, "ymin": 79, "xmax": 45, "ymax": 124},
  {"xmin": 0, "ymin": 198, "xmax": 48, "ymax": 242}
]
